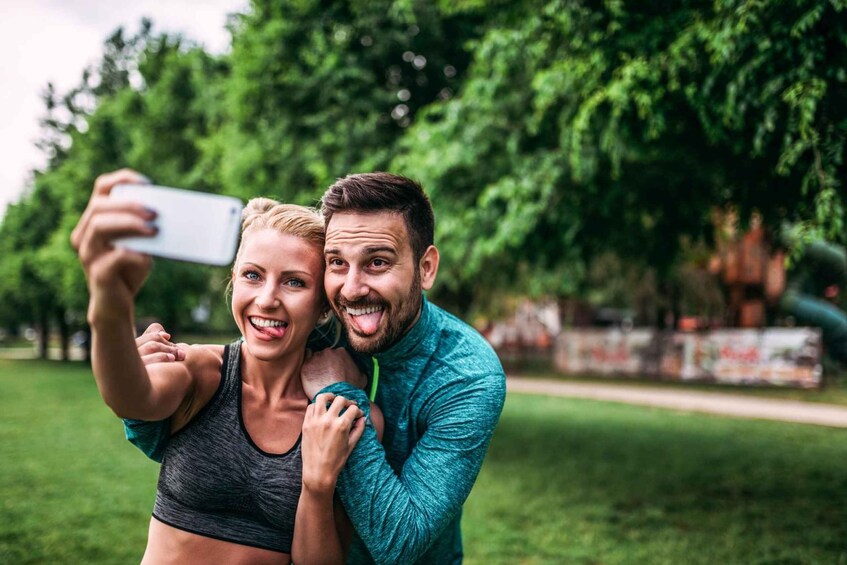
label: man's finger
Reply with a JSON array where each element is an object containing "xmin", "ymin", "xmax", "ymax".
[
  {"xmin": 136, "ymin": 332, "xmax": 172, "ymax": 346},
  {"xmin": 142, "ymin": 323, "xmax": 166, "ymax": 335},
  {"xmin": 140, "ymin": 352, "xmax": 177, "ymax": 364},
  {"xmin": 138, "ymin": 341, "xmax": 179, "ymax": 357}
]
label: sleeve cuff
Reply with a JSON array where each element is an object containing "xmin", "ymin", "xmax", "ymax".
[{"xmin": 313, "ymin": 382, "xmax": 371, "ymax": 418}]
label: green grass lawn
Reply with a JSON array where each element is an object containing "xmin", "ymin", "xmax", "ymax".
[
  {"xmin": 465, "ymin": 394, "xmax": 847, "ymax": 564},
  {"xmin": 1, "ymin": 360, "xmax": 846, "ymax": 564},
  {"xmin": 0, "ymin": 359, "xmax": 158, "ymax": 563}
]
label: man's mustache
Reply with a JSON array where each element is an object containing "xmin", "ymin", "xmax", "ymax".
[{"xmin": 333, "ymin": 296, "xmax": 388, "ymax": 310}]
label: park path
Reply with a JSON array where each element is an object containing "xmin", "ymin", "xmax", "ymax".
[
  {"xmin": 507, "ymin": 377, "xmax": 847, "ymax": 429},
  {"xmin": 4, "ymin": 347, "xmax": 846, "ymax": 428}
]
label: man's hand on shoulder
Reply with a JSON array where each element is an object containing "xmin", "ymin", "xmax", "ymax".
[
  {"xmin": 301, "ymin": 348, "xmax": 367, "ymax": 400},
  {"xmin": 136, "ymin": 323, "xmax": 186, "ymax": 364}
]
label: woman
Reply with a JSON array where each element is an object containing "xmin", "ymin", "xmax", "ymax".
[{"xmin": 72, "ymin": 169, "xmax": 364, "ymax": 564}]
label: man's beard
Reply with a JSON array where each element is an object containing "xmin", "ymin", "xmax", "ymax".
[{"xmin": 334, "ymin": 272, "xmax": 422, "ymax": 354}]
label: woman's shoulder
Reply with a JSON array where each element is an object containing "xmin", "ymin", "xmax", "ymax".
[
  {"xmin": 184, "ymin": 344, "xmax": 227, "ymax": 395},
  {"xmin": 169, "ymin": 344, "xmax": 226, "ymax": 432},
  {"xmin": 182, "ymin": 343, "xmax": 226, "ymax": 370}
]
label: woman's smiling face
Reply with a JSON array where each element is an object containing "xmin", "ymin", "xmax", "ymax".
[{"xmin": 231, "ymin": 228, "xmax": 325, "ymax": 361}]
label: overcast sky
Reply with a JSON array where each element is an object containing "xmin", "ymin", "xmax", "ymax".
[{"xmin": 0, "ymin": 0, "xmax": 248, "ymax": 216}]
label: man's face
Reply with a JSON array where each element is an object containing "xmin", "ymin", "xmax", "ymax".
[{"xmin": 323, "ymin": 211, "xmax": 423, "ymax": 354}]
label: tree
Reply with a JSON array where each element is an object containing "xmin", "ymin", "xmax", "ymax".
[
  {"xmin": 5, "ymin": 0, "xmax": 846, "ymax": 341},
  {"xmin": 0, "ymin": 182, "xmax": 65, "ymax": 358},
  {"xmin": 209, "ymin": 0, "xmax": 484, "ymax": 203},
  {"xmin": 1, "ymin": 22, "xmax": 231, "ymax": 358},
  {"xmin": 394, "ymin": 0, "xmax": 847, "ymax": 315}
]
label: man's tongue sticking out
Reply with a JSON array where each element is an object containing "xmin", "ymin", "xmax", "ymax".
[{"xmin": 351, "ymin": 309, "xmax": 383, "ymax": 335}]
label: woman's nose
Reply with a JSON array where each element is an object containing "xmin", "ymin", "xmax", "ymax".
[{"xmin": 255, "ymin": 283, "xmax": 281, "ymax": 309}]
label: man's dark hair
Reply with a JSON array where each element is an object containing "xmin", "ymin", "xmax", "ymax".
[{"xmin": 320, "ymin": 172, "xmax": 435, "ymax": 261}]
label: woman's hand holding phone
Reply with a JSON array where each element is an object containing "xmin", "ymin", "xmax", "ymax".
[{"xmin": 72, "ymin": 169, "xmax": 158, "ymax": 319}]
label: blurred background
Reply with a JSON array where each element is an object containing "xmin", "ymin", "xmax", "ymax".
[{"xmin": 1, "ymin": 1, "xmax": 847, "ymax": 563}]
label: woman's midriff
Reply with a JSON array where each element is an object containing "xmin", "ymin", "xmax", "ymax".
[{"xmin": 141, "ymin": 517, "xmax": 290, "ymax": 565}]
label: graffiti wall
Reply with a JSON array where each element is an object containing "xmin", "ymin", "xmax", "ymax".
[{"xmin": 553, "ymin": 328, "xmax": 822, "ymax": 388}]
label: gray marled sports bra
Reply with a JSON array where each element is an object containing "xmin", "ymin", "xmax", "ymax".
[{"xmin": 153, "ymin": 340, "xmax": 302, "ymax": 553}]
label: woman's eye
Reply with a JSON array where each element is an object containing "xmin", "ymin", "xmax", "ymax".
[
  {"xmin": 286, "ymin": 279, "xmax": 305, "ymax": 288},
  {"xmin": 244, "ymin": 271, "xmax": 260, "ymax": 281}
]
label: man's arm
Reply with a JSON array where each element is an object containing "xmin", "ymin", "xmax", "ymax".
[
  {"xmin": 320, "ymin": 371, "xmax": 505, "ymax": 564},
  {"xmin": 124, "ymin": 417, "xmax": 170, "ymax": 462}
]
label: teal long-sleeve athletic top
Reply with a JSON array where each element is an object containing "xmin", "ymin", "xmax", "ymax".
[
  {"xmin": 124, "ymin": 297, "xmax": 506, "ymax": 564},
  {"xmin": 323, "ymin": 297, "xmax": 506, "ymax": 564}
]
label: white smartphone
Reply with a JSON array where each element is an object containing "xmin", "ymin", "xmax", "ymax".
[{"xmin": 111, "ymin": 184, "xmax": 243, "ymax": 266}]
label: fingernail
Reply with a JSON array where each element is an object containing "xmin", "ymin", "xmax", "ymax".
[
  {"xmin": 144, "ymin": 207, "xmax": 158, "ymax": 217},
  {"xmin": 158, "ymin": 331, "xmax": 170, "ymax": 338},
  {"xmin": 167, "ymin": 353, "xmax": 175, "ymax": 361},
  {"xmin": 138, "ymin": 175, "xmax": 153, "ymax": 184}
]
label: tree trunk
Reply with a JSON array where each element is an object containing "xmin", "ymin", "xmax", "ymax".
[
  {"xmin": 57, "ymin": 309, "xmax": 69, "ymax": 361},
  {"xmin": 37, "ymin": 311, "xmax": 49, "ymax": 360}
]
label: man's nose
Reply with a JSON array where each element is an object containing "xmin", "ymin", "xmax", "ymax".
[{"xmin": 340, "ymin": 269, "xmax": 369, "ymax": 301}]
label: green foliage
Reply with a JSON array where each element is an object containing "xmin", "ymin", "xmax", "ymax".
[
  {"xmin": 0, "ymin": 181, "xmax": 66, "ymax": 332},
  {"xmin": 396, "ymin": 0, "xmax": 847, "ymax": 313},
  {"xmin": 213, "ymin": 0, "xmax": 481, "ymax": 203},
  {"xmin": 2, "ymin": 0, "xmax": 846, "ymax": 332}
]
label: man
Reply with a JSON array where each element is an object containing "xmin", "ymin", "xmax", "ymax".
[{"xmin": 132, "ymin": 172, "xmax": 506, "ymax": 564}]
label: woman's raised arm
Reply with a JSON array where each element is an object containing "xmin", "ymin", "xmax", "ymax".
[{"xmin": 73, "ymin": 169, "xmax": 195, "ymax": 420}]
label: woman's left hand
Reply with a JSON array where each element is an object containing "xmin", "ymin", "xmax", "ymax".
[{"xmin": 301, "ymin": 393, "xmax": 365, "ymax": 495}]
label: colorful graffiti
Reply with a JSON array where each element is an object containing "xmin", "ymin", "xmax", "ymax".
[{"xmin": 554, "ymin": 328, "xmax": 822, "ymax": 388}]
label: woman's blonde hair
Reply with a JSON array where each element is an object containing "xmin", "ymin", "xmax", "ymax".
[
  {"xmin": 228, "ymin": 197, "xmax": 325, "ymax": 292},
  {"xmin": 237, "ymin": 197, "xmax": 325, "ymax": 258}
]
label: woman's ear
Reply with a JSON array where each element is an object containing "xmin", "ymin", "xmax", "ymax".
[
  {"xmin": 419, "ymin": 245, "xmax": 440, "ymax": 291},
  {"xmin": 318, "ymin": 308, "xmax": 332, "ymax": 324}
]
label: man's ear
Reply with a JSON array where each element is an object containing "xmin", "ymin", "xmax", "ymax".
[{"xmin": 419, "ymin": 245, "xmax": 439, "ymax": 291}]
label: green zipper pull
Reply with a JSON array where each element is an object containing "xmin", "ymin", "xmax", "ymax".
[{"xmin": 369, "ymin": 357, "xmax": 380, "ymax": 402}]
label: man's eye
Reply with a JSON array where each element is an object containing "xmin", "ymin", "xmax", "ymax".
[
  {"xmin": 372, "ymin": 259, "xmax": 387, "ymax": 268},
  {"xmin": 327, "ymin": 258, "xmax": 344, "ymax": 267}
]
